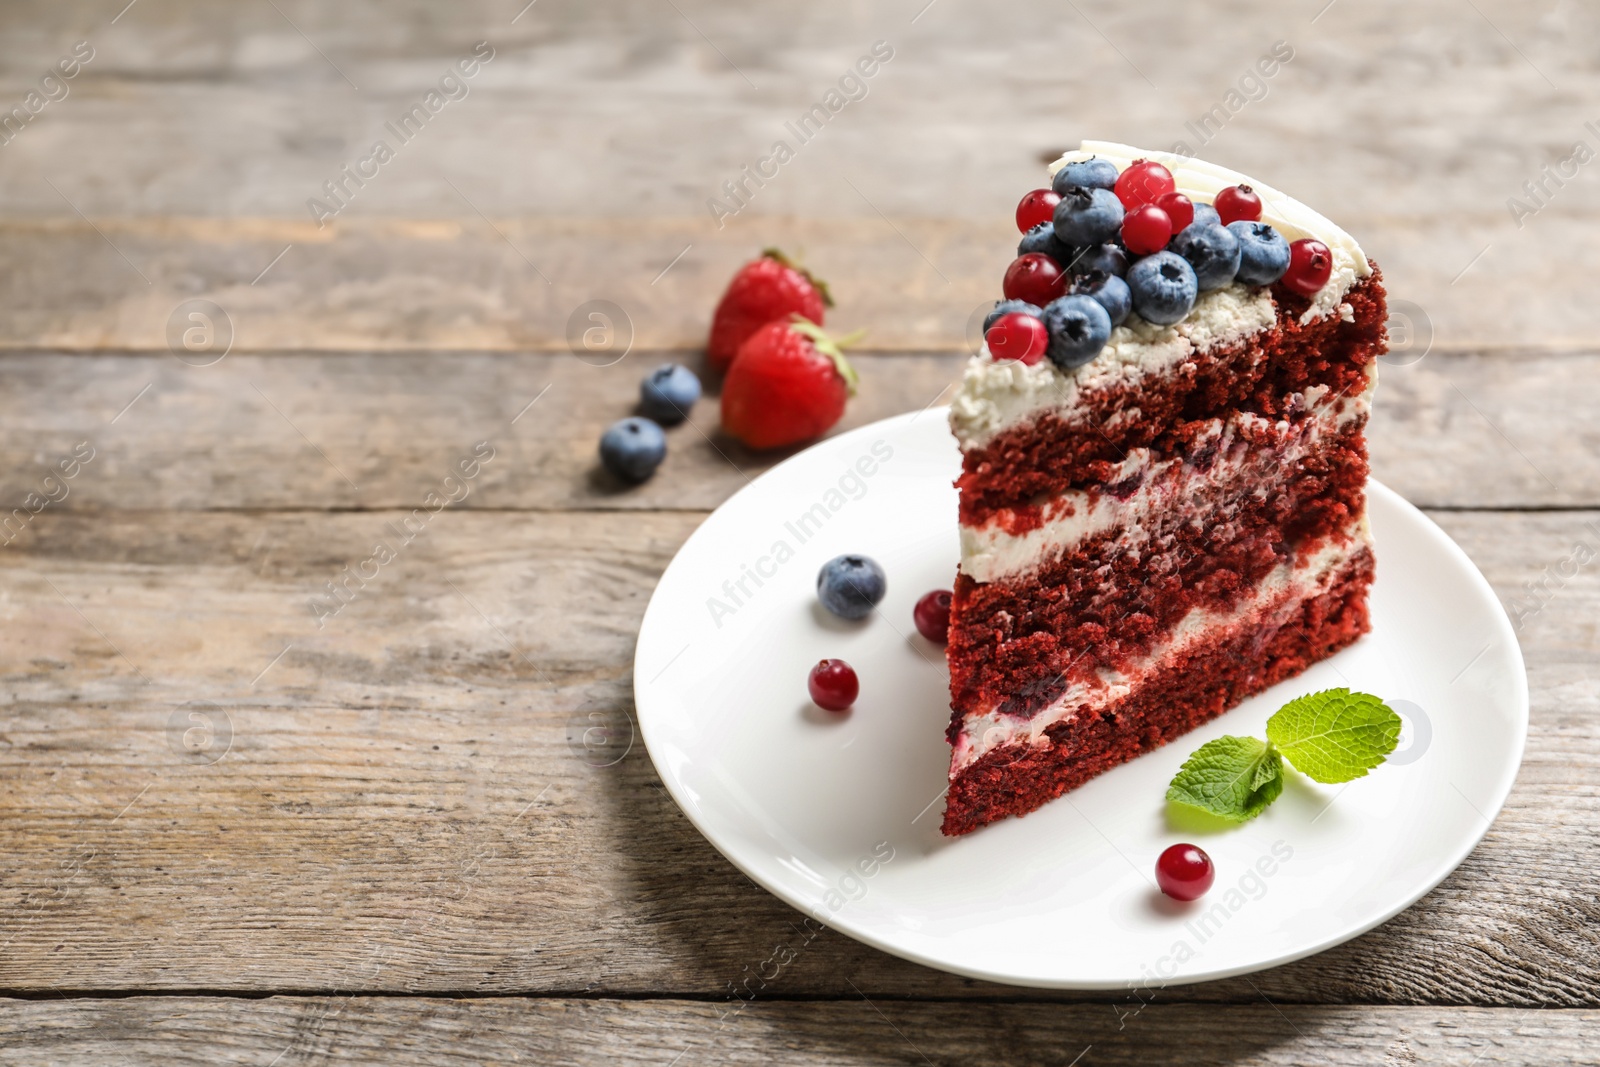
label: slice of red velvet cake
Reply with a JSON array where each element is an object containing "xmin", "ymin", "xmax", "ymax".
[{"xmin": 942, "ymin": 141, "xmax": 1387, "ymax": 836}]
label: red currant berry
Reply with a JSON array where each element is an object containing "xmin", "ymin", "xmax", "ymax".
[
  {"xmin": 1114, "ymin": 159, "xmax": 1176, "ymax": 210},
  {"xmin": 1015, "ymin": 189, "xmax": 1061, "ymax": 234},
  {"xmin": 1156, "ymin": 191, "xmax": 1194, "ymax": 232},
  {"xmin": 1002, "ymin": 253, "xmax": 1066, "ymax": 307},
  {"xmin": 1215, "ymin": 184, "xmax": 1263, "ymax": 225},
  {"xmin": 1282, "ymin": 238, "xmax": 1333, "ymax": 297},
  {"xmin": 1156, "ymin": 843, "xmax": 1215, "ymax": 901},
  {"xmin": 912, "ymin": 589, "xmax": 953, "ymax": 643},
  {"xmin": 808, "ymin": 659, "xmax": 859, "ymax": 712},
  {"xmin": 1121, "ymin": 204, "xmax": 1173, "ymax": 255},
  {"xmin": 985, "ymin": 313, "xmax": 1048, "ymax": 365}
]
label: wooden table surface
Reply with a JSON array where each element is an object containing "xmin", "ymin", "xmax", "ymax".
[{"xmin": 2, "ymin": 1, "xmax": 1597, "ymax": 1063}]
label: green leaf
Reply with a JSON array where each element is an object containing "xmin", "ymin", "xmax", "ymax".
[
  {"xmin": 1265, "ymin": 688, "xmax": 1402, "ymax": 784},
  {"xmin": 1165, "ymin": 735, "xmax": 1284, "ymax": 823}
]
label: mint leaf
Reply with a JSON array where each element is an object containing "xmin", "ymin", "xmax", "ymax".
[
  {"xmin": 1166, "ymin": 735, "xmax": 1284, "ymax": 823},
  {"xmin": 1265, "ymin": 688, "xmax": 1401, "ymax": 784}
]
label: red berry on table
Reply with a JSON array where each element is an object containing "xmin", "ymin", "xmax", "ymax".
[
  {"xmin": 913, "ymin": 590, "xmax": 953, "ymax": 643},
  {"xmin": 1114, "ymin": 159, "xmax": 1176, "ymax": 210},
  {"xmin": 1215, "ymin": 184, "xmax": 1263, "ymax": 225},
  {"xmin": 1156, "ymin": 843, "xmax": 1215, "ymax": 901},
  {"xmin": 1015, "ymin": 189, "xmax": 1061, "ymax": 233},
  {"xmin": 1155, "ymin": 191, "xmax": 1194, "ymax": 232},
  {"xmin": 1002, "ymin": 253, "xmax": 1066, "ymax": 307},
  {"xmin": 984, "ymin": 313, "xmax": 1049, "ymax": 365},
  {"xmin": 707, "ymin": 249, "xmax": 832, "ymax": 374},
  {"xmin": 1282, "ymin": 238, "xmax": 1333, "ymax": 297},
  {"xmin": 1121, "ymin": 204, "xmax": 1174, "ymax": 256},
  {"xmin": 808, "ymin": 659, "xmax": 859, "ymax": 712},
  {"xmin": 720, "ymin": 318, "xmax": 856, "ymax": 450}
]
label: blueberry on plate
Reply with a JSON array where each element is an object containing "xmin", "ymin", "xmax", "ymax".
[
  {"xmin": 639, "ymin": 363, "xmax": 702, "ymax": 425},
  {"xmin": 1127, "ymin": 251, "xmax": 1199, "ymax": 326},
  {"xmin": 1041, "ymin": 293, "xmax": 1112, "ymax": 369},
  {"xmin": 983, "ymin": 299, "xmax": 1044, "ymax": 333},
  {"xmin": 1017, "ymin": 222, "xmax": 1079, "ymax": 266},
  {"xmin": 1171, "ymin": 222, "xmax": 1242, "ymax": 291},
  {"xmin": 1052, "ymin": 186, "xmax": 1124, "ymax": 246},
  {"xmin": 599, "ymin": 417, "xmax": 667, "ymax": 483},
  {"xmin": 817, "ymin": 554, "xmax": 887, "ymax": 620},
  {"xmin": 1227, "ymin": 221, "xmax": 1291, "ymax": 286},
  {"xmin": 1069, "ymin": 270, "xmax": 1132, "ymax": 327},
  {"xmin": 1052, "ymin": 156, "xmax": 1119, "ymax": 195}
]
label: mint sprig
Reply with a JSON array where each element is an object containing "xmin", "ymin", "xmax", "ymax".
[{"xmin": 1165, "ymin": 688, "xmax": 1401, "ymax": 823}]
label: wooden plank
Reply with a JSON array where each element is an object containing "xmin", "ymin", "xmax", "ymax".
[
  {"xmin": 0, "ymin": 349, "xmax": 1591, "ymax": 513},
  {"xmin": 1, "ymin": 997, "xmax": 1597, "ymax": 1066},
  {"xmin": 0, "ymin": 509, "xmax": 1595, "ymax": 1002}
]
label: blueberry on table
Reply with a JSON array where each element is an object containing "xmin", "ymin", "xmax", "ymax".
[
  {"xmin": 1228, "ymin": 221, "xmax": 1291, "ymax": 286},
  {"xmin": 599, "ymin": 417, "xmax": 666, "ymax": 483},
  {"xmin": 817, "ymin": 554, "xmax": 886, "ymax": 620},
  {"xmin": 1127, "ymin": 251, "xmax": 1198, "ymax": 326},
  {"xmin": 638, "ymin": 363, "xmax": 701, "ymax": 425}
]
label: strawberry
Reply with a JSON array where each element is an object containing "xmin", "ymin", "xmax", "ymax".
[
  {"xmin": 721, "ymin": 318, "xmax": 859, "ymax": 450},
  {"xmin": 707, "ymin": 249, "xmax": 832, "ymax": 373}
]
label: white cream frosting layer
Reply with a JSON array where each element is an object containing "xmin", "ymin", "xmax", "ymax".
[
  {"xmin": 959, "ymin": 380, "xmax": 1372, "ymax": 583},
  {"xmin": 950, "ymin": 528, "xmax": 1371, "ymax": 775},
  {"xmin": 950, "ymin": 141, "xmax": 1372, "ymax": 451}
]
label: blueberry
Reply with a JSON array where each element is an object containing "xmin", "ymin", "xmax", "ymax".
[
  {"xmin": 1227, "ymin": 221, "xmax": 1291, "ymax": 286},
  {"xmin": 1041, "ymin": 294, "xmax": 1113, "ymax": 369},
  {"xmin": 817, "ymin": 554, "xmax": 886, "ymax": 620},
  {"xmin": 983, "ymin": 299, "xmax": 1044, "ymax": 333},
  {"xmin": 639, "ymin": 363, "xmax": 701, "ymax": 425},
  {"xmin": 1052, "ymin": 156, "xmax": 1119, "ymax": 195},
  {"xmin": 1171, "ymin": 222, "xmax": 1242, "ymax": 291},
  {"xmin": 1052, "ymin": 186, "xmax": 1124, "ymax": 246},
  {"xmin": 1066, "ymin": 242, "xmax": 1130, "ymax": 278},
  {"xmin": 599, "ymin": 417, "xmax": 666, "ymax": 483},
  {"xmin": 1069, "ymin": 270, "xmax": 1131, "ymax": 327},
  {"xmin": 1017, "ymin": 222, "xmax": 1080, "ymax": 266},
  {"xmin": 1127, "ymin": 251, "xmax": 1199, "ymax": 326},
  {"xmin": 1191, "ymin": 202, "xmax": 1222, "ymax": 228}
]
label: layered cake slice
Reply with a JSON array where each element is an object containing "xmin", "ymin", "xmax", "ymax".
[{"xmin": 942, "ymin": 141, "xmax": 1386, "ymax": 836}]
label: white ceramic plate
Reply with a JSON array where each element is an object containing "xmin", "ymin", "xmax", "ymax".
[{"xmin": 634, "ymin": 409, "xmax": 1527, "ymax": 989}]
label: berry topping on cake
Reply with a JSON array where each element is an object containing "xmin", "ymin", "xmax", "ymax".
[
  {"xmin": 816, "ymin": 554, "xmax": 886, "ymax": 620},
  {"xmin": 1156, "ymin": 844, "xmax": 1215, "ymax": 901},
  {"xmin": 1190, "ymin": 201, "xmax": 1222, "ymax": 228},
  {"xmin": 808, "ymin": 659, "xmax": 859, "ymax": 712},
  {"xmin": 1053, "ymin": 155, "xmax": 1119, "ymax": 194},
  {"xmin": 1228, "ymin": 221, "xmax": 1291, "ymax": 286},
  {"xmin": 1113, "ymin": 158, "xmax": 1176, "ymax": 209},
  {"xmin": 707, "ymin": 249, "xmax": 832, "ymax": 373},
  {"xmin": 1003, "ymin": 252, "xmax": 1067, "ymax": 306},
  {"xmin": 1121, "ymin": 203, "xmax": 1174, "ymax": 256},
  {"xmin": 1041, "ymin": 293, "xmax": 1112, "ymax": 369},
  {"xmin": 1155, "ymin": 191, "xmax": 1195, "ymax": 232},
  {"xmin": 598, "ymin": 417, "xmax": 667, "ymax": 484},
  {"xmin": 986, "ymin": 312, "xmax": 1049, "ymax": 364},
  {"xmin": 638, "ymin": 363, "xmax": 701, "ymax": 425},
  {"xmin": 1015, "ymin": 189, "xmax": 1061, "ymax": 233},
  {"xmin": 720, "ymin": 319, "xmax": 857, "ymax": 449},
  {"xmin": 1126, "ymin": 250, "xmax": 1198, "ymax": 325},
  {"xmin": 1171, "ymin": 221, "xmax": 1242, "ymax": 291},
  {"xmin": 913, "ymin": 590, "xmax": 954, "ymax": 643},
  {"xmin": 1283, "ymin": 238, "xmax": 1334, "ymax": 296},
  {"xmin": 983, "ymin": 299, "xmax": 1044, "ymax": 333},
  {"xmin": 1017, "ymin": 222, "xmax": 1076, "ymax": 264},
  {"xmin": 1053, "ymin": 186, "xmax": 1125, "ymax": 246},
  {"xmin": 1071, "ymin": 241, "xmax": 1130, "ymax": 278},
  {"xmin": 1068, "ymin": 270, "xmax": 1131, "ymax": 326},
  {"xmin": 1214, "ymin": 183, "xmax": 1263, "ymax": 225}
]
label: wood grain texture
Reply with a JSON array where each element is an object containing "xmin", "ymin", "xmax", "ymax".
[
  {"xmin": 2, "ymin": 997, "xmax": 1598, "ymax": 1067},
  {"xmin": 1, "ymin": 509, "xmax": 1595, "ymax": 1004}
]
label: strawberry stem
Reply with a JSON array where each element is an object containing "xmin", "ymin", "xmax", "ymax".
[
  {"xmin": 763, "ymin": 247, "xmax": 834, "ymax": 308},
  {"xmin": 788, "ymin": 316, "xmax": 859, "ymax": 396}
]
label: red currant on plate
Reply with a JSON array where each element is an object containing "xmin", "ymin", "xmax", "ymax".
[
  {"xmin": 808, "ymin": 659, "xmax": 859, "ymax": 712},
  {"xmin": 1155, "ymin": 191, "xmax": 1194, "ymax": 232},
  {"xmin": 985, "ymin": 313, "xmax": 1048, "ymax": 365},
  {"xmin": 1283, "ymin": 238, "xmax": 1333, "ymax": 297},
  {"xmin": 1156, "ymin": 843, "xmax": 1215, "ymax": 901},
  {"xmin": 1015, "ymin": 189, "xmax": 1060, "ymax": 234},
  {"xmin": 1121, "ymin": 204, "xmax": 1173, "ymax": 256},
  {"xmin": 1002, "ymin": 253, "xmax": 1066, "ymax": 307},
  {"xmin": 1114, "ymin": 159, "xmax": 1176, "ymax": 210},
  {"xmin": 1215, "ymin": 183, "xmax": 1263, "ymax": 225},
  {"xmin": 913, "ymin": 589, "xmax": 954, "ymax": 643}
]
